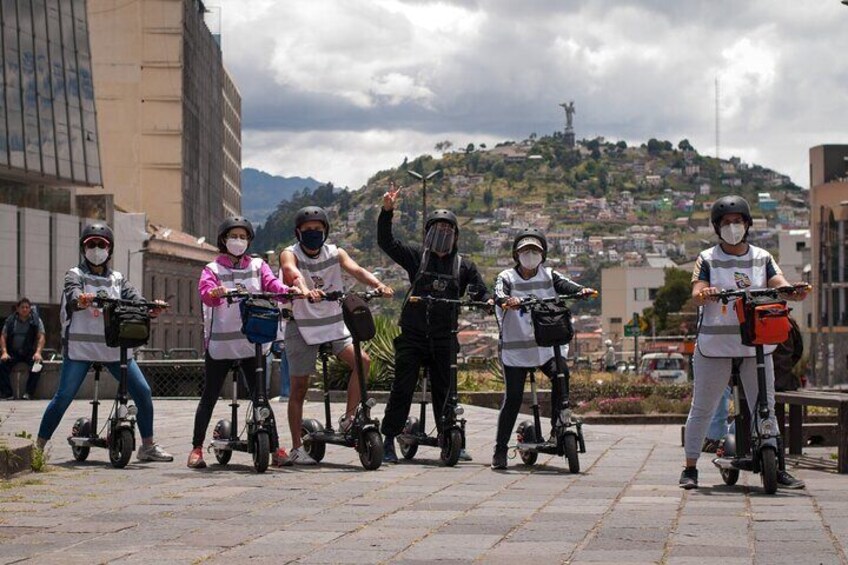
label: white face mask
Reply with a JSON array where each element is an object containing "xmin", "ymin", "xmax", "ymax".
[
  {"xmin": 85, "ymin": 247, "xmax": 109, "ymax": 266},
  {"xmin": 720, "ymin": 223, "xmax": 746, "ymax": 246},
  {"xmin": 518, "ymin": 250, "xmax": 543, "ymax": 270},
  {"xmin": 226, "ymin": 238, "xmax": 249, "ymax": 257}
]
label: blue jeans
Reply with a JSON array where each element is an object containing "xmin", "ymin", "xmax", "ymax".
[
  {"xmin": 279, "ymin": 352, "xmax": 290, "ymax": 398},
  {"xmin": 706, "ymin": 386, "xmax": 732, "ymax": 441},
  {"xmin": 38, "ymin": 358, "xmax": 154, "ymax": 440}
]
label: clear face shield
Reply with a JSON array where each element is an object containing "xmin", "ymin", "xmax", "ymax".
[{"xmin": 424, "ymin": 221, "xmax": 456, "ymax": 255}]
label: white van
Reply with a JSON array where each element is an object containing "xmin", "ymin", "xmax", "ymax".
[{"xmin": 639, "ymin": 353, "xmax": 688, "ymax": 384}]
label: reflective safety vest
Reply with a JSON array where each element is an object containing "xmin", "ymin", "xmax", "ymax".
[
  {"xmin": 61, "ymin": 267, "xmax": 125, "ymax": 362},
  {"xmin": 203, "ymin": 257, "xmax": 267, "ymax": 360},
  {"xmin": 286, "ymin": 243, "xmax": 349, "ymax": 345},
  {"xmin": 696, "ymin": 244, "xmax": 778, "ymax": 358},
  {"xmin": 496, "ymin": 267, "xmax": 568, "ymax": 367}
]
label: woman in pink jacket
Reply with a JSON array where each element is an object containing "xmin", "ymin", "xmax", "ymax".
[{"xmin": 187, "ymin": 217, "xmax": 299, "ymax": 468}]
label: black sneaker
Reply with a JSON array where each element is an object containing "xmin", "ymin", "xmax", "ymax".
[
  {"xmin": 777, "ymin": 470, "xmax": 805, "ymax": 489},
  {"xmin": 679, "ymin": 467, "xmax": 698, "ymax": 489},
  {"xmin": 491, "ymin": 447, "xmax": 507, "ymax": 470},
  {"xmin": 383, "ymin": 436, "xmax": 399, "ymax": 464}
]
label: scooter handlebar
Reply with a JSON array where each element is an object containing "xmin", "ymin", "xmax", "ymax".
[
  {"xmin": 706, "ymin": 283, "xmax": 811, "ymax": 304},
  {"xmin": 91, "ymin": 291, "xmax": 168, "ymax": 311}
]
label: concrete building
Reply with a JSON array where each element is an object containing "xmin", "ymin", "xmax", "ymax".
[
  {"xmin": 86, "ymin": 0, "xmax": 238, "ymax": 242},
  {"xmin": 0, "ymin": 0, "xmax": 104, "ymax": 347},
  {"xmin": 808, "ymin": 145, "xmax": 848, "ymax": 387},
  {"xmin": 601, "ymin": 266, "xmax": 666, "ymax": 339},
  {"xmin": 222, "ymin": 67, "xmax": 241, "ymax": 218}
]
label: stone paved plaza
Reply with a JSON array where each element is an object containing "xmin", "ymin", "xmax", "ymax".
[{"xmin": 1, "ymin": 399, "xmax": 846, "ymax": 564}]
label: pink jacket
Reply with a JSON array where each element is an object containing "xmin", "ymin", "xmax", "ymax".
[{"xmin": 198, "ymin": 255, "xmax": 289, "ymax": 307}]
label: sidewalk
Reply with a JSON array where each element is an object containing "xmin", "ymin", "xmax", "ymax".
[{"xmin": 0, "ymin": 399, "xmax": 846, "ymax": 564}]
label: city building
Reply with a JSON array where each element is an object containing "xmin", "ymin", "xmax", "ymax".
[
  {"xmin": 86, "ymin": 0, "xmax": 240, "ymax": 242},
  {"xmin": 600, "ymin": 266, "xmax": 666, "ymax": 339},
  {"xmin": 808, "ymin": 144, "xmax": 848, "ymax": 386},
  {"xmin": 0, "ymin": 0, "xmax": 104, "ymax": 346}
]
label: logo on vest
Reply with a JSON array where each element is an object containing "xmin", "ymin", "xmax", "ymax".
[
  {"xmin": 311, "ymin": 275, "xmax": 325, "ymax": 289},
  {"xmin": 734, "ymin": 272, "xmax": 751, "ymax": 289}
]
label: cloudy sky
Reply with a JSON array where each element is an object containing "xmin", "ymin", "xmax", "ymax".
[{"xmin": 217, "ymin": 0, "xmax": 848, "ymax": 190}]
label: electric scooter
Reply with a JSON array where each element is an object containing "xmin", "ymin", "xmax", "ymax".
[
  {"xmin": 300, "ymin": 290, "xmax": 385, "ymax": 471},
  {"xmin": 396, "ymin": 295, "xmax": 491, "ymax": 467},
  {"xmin": 209, "ymin": 289, "xmax": 293, "ymax": 473},
  {"xmin": 512, "ymin": 292, "xmax": 595, "ymax": 473},
  {"xmin": 711, "ymin": 284, "xmax": 810, "ymax": 495},
  {"xmin": 68, "ymin": 293, "xmax": 167, "ymax": 468}
]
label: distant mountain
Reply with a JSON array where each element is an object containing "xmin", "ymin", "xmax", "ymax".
[{"xmin": 240, "ymin": 168, "xmax": 323, "ymax": 225}]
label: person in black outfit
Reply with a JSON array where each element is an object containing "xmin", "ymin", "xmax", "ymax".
[
  {"xmin": 378, "ymin": 183, "xmax": 489, "ymax": 463},
  {"xmin": 0, "ymin": 298, "xmax": 45, "ymax": 400}
]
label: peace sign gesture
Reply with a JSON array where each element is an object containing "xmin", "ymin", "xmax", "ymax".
[{"xmin": 382, "ymin": 181, "xmax": 402, "ymax": 211}]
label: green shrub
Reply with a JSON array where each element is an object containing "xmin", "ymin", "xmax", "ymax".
[{"xmin": 597, "ymin": 396, "xmax": 646, "ymax": 415}]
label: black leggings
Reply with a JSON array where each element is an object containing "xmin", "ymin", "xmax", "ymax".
[
  {"xmin": 192, "ymin": 353, "xmax": 279, "ymax": 450},
  {"xmin": 494, "ymin": 357, "xmax": 569, "ymax": 451}
]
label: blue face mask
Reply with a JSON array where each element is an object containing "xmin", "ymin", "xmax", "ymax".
[{"xmin": 299, "ymin": 229, "xmax": 325, "ymax": 250}]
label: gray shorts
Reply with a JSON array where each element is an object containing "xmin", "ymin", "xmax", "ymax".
[{"xmin": 284, "ymin": 321, "xmax": 353, "ymax": 376}]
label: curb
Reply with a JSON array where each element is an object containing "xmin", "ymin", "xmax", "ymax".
[
  {"xmin": 304, "ymin": 389, "xmax": 690, "ymax": 425},
  {"xmin": 0, "ymin": 436, "xmax": 34, "ymax": 479}
]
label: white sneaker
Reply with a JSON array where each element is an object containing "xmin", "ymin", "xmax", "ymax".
[{"xmin": 288, "ymin": 446, "xmax": 317, "ymax": 465}]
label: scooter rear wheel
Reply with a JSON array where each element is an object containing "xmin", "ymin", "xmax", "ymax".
[
  {"xmin": 70, "ymin": 417, "xmax": 91, "ymax": 462},
  {"xmin": 212, "ymin": 419, "xmax": 233, "ymax": 465},
  {"xmin": 253, "ymin": 431, "xmax": 270, "ymax": 474},
  {"xmin": 301, "ymin": 419, "xmax": 326, "ymax": 463},
  {"xmin": 564, "ymin": 433, "xmax": 580, "ymax": 474},
  {"xmin": 359, "ymin": 429, "xmax": 383, "ymax": 471},
  {"xmin": 399, "ymin": 417, "xmax": 419, "ymax": 460},
  {"xmin": 109, "ymin": 428, "xmax": 133, "ymax": 469},
  {"xmin": 440, "ymin": 428, "xmax": 462, "ymax": 467},
  {"xmin": 760, "ymin": 447, "xmax": 778, "ymax": 495},
  {"xmin": 516, "ymin": 420, "xmax": 538, "ymax": 466},
  {"xmin": 720, "ymin": 468, "xmax": 740, "ymax": 486}
]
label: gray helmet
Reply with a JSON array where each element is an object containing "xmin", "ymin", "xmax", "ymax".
[
  {"xmin": 294, "ymin": 206, "xmax": 330, "ymax": 246},
  {"xmin": 80, "ymin": 222, "xmax": 114, "ymax": 261},
  {"xmin": 512, "ymin": 228, "xmax": 547, "ymax": 263},
  {"xmin": 425, "ymin": 209, "xmax": 458, "ymax": 232},
  {"xmin": 710, "ymin": 195, "xmax": 752, "ymax": 235},
  {"xmin": 217, "ymin": 216, "xmax": 254, "ymax": 253}
]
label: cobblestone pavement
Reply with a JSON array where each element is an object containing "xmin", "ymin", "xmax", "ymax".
[{"xmin": 1, "ymin": 399, "xmax": 846, "ymax": 564}]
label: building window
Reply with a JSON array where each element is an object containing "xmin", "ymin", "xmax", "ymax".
[
  {"xmin": 649, "ymin": 288, "xmax": 659, "ymax": 300},
  {"xmin": 610, "ymin": 317, "xmax": 622, "ymax": 324},
  {"xmin": 634, "ymin": 288, "xmax": 648, "ymax": 301},
  {"xmin": 796, "ymin": 241, "xmax": 806, "ymax": 252}
]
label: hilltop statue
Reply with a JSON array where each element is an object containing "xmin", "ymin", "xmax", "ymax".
[{"xmin": 560, "ymin": 101, "xmax": 576, "ymax": 129}]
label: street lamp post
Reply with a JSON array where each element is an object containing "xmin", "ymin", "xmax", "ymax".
[{"xmin": 407, "ymin": 169, "xmax": 442, "ymax": 237}]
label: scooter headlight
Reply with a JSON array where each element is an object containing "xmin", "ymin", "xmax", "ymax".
[
  {"xmin": 257, "ymin": 406, "xmax": 272, "ymax": 421},
  {"xmin": 116, "ymin": 405, "xmax": 128, "ymax": 419},
  {"xmin": 366, "ymin": 398, "xmax": 377, "ymax": 408},
  {"xmin": 454, "ymin": 405, "xmax": 464, "ymax": 416},
  {"xmin": 127, "ymin": 405, "xmax": 138, "ymax": 417},
  {"xmin": 760, "ymin": 420, "xmax": 777, "ymax": 438}
]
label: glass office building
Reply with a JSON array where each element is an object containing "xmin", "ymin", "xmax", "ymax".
[{"xmin": 1, "ymin": 0, "xmax": 101, "ymax": 196}]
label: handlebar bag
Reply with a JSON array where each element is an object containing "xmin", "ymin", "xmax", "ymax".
[
  {"xmin": 342, "ymin": 294, "xmax": 376, "ymax": 342},
  {"xmin": 531, "ymin": 302, "xmax": 574, "ymax": 347},
  {"xmin": 103, "ymin": 303, "xmax": 151, "ymax": 348},
  {"xmin": 239, "ymin": 298, "xmax": 280, "ymax": 345},
  {"xmin": 734, "ymin": 296, "xmax": 791, "ymax": 346}
]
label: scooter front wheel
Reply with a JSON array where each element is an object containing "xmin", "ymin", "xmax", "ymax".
[
  {"xmin": 564, "ymin": 433, "xmax": 580, "ymax": 473},
  {"xmin": 253, "ymin": 431, "xmax": 270, "ymax": 474},
  {"xmin": 760, "ymin": 446, "xmax": 778, "ymax": 495},
  {"xmin": 301, "ymin": 419, "xmax": 326, "ymax": 463},
  {"xmin": 109, "ymin": 428, "xmax": 133, "ymax": 469},
  {"xmin": 399, "ymin": 417, "xmax": 419, "ymax": 460},
  {"xmin": 70, "ymin": 417, "xmax": 91, "ymax": 462},
  {"xmin": 359, "ymin": 429, "xmax": 383, "ymax": 471},
  {"xmin": 516, "ymin": 420, "xmax": 539, "ymax": 466},
  {"xmin": 440, "ymin": 428, "xmax": 462, "ymax": 467}
]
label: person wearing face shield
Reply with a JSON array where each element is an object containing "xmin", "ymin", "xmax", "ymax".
[
  {"xmin": 279, "ymin": 206, "xmax": 394, "ymax": 465},
  {"xmin": 490, "ymin": 230, "xmax": 596, "ymax": 469},
  {"xmin": 34, "ymin": 223, "xmax": 173, "ymax": 462},
  {"xmin": 680, "ymin": 195, "xmax": 810, "ymax": 490},
  {"xmin": 188, "ymin": 216, "xmax": 295, "ymax": 469},
  {"xmin": 378, "ymin": 183, "xmax": 490, "ymax": 463}
]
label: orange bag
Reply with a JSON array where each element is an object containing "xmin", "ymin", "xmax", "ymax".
[{"xmin": 734, "ymin": 296, "xmax": 791, "ymax": 346}]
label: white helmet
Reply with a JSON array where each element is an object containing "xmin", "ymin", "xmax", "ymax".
[{"xmin": 604, "ymin": 339, "xmax": 613, "ymax": 346}]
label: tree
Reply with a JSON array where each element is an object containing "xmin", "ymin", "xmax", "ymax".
[
  {"xmin": 678, "ymin": 139, "xmax": 694, "ymax": 152},
  {"xmin": 642, "ymin": 267, "xmax": 692, "ymax": 333},
  {"xmin": 466, "ymin": 143, "xmax": 476, "ymax": 154},
  {"xmin": 483, "ymin": 186, "xmax": 494, "ymax": 210},
  {"xmin": 434, "ymin": 140, "xmax": 453, "ymax": 153}
]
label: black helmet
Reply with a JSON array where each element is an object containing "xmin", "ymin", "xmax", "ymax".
[
  {"xmin": 79, "ymin": 222, "xmax": 114, "ymax": 260},
  {"xmin": 294, "ymin": 206, "xmax": 330, "ymax": 232},
  {"xmin": 512, "ymin": 228, "xmax": 548, "ymax": 263},
  {"xmin": 710, "ymin": 195, "xmax": 752, "ymax": 235},
  {"xmin": 424, "ymin": 209, "xmax": 458, "ymax": 232},
  {"xmin": 217, "ymin": 216, "xmax": 254, "ymax": 253}
]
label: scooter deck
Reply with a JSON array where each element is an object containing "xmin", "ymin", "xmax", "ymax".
[
  {"xmin": 397, "ymin": 433, "xmax": 440, "ymax": 448},
  {"xmin": 306, "ymin": 430, "xmax": 358, "ymax": 448},
  {"xmin": 68, "ymin": 436, "xmax": 109, "ymax": 449},
  {"xmin": 209, "ymin": 439, "xmax": 251, "ymax": 453},
  {"xmin": 515, "ymin": 441, "xmax": 559, "ymax": 455},
  {"xmin": 712, "ymin": 456, "xmax": 754, "ymax": 472}
]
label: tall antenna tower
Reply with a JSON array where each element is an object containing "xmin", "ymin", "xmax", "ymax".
[{"xmin": 715, "ymin": 76, "xmax": 720, "ymax": 160}]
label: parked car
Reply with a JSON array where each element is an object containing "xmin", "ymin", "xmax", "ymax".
[{"xmin": 639, "ymin": 353, "xmax": 688, "ymax": 384}]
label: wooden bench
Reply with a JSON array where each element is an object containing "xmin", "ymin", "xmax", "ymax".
[{"xmin": 775, "ymin": 390, "xmax": 848, "ymax": 474}]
